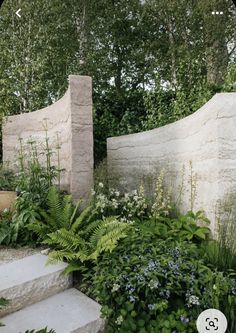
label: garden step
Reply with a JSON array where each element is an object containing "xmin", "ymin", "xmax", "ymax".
[
  {"xmin": 0, "ymin": 253, "xmax": 72, "ymax": 317},
  {"xmin": 0, "ymin": 288, "xmax": 105, "ymax": 333}
]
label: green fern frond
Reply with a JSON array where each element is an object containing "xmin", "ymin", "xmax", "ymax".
[
  {"xmin": 44, "ymin": 187, "xmax": 72, "ymax": 229},
  {"xmin": 79, "ymin": 218, "xmax": 103, "ymax": 240},
  {"xmin": 21, "ymin": 328, "xmax": 56, "ymax": 333},
  {"xmin": 71, "ymin": 205, "xmax": 95, "ymax": 232},
  {"xmin": 39, "ymin": 210, "xmax": 56, "ymax": 228},
  {"xmin": 27, "ymin": 222, "xmax": 50, "ymax": 239},
  {"xmin": 47, "ymin": 249, "xmax": 79, "ymax": 264},
  {"xmin": 44, "ymin": 228, "xmax": 84, "ymax": 250},
  {"xmin": 89, "ymin": 221, "xmax": 129, "ymax": 259},
  {"xmin": 89, "ymin": 217, "xmax": 122, "ymax": 247},
  {"xmin": 60, "ymin": 195, "xmax": 74, "ymax": 228},
  {"xmin": 47, "ymin": 187, "xmax": 62, "ymax": 223},
  {"xmin": 30, "ymin": 186, "xmax": 80, "ymax": 243},
  {"xmin": 70, "ymin": 200, "xmax": 81, "ymax": 226},
  {"xmin": 47, "ymin": 247, "xmax": 90, "ymax": 264},
  {"xmin": 87, "ymin": 207, "xmax": 99, "ymax": 223},
  {"xmin": 63, "ymin": 262, "xmax": 82, "ymax": 275}
]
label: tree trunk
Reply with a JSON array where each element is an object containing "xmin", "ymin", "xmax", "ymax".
[
  {"xmin": 203, "ymin": 0, "xmax": 229, "ymax": 86},
  {"xmin": 206, "ymin": 36, "xmax": 228, "ymax": 86}
]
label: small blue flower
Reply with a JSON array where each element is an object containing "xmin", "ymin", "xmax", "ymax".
[
  {"xmin": 125, "ymin": 283, "xmax": 135, "ymax": 293},
  {"xmin": 168, "ymin": 261, "xmax": 179, "ymax": 270},
  {"xmin": 180, "ymin": 316, "xmax": 190, "ymax": 324},
  {"xmin": 159, "ymin": 289, "xmax": 170, "ymax": 299},
  {"xmin": 148, "ymin": 304, "xmax": 155, "ymax": 310},
  {"xmin": 135, "ymin": 273, "xmax": 145, "ymax": 283},
  {"xmin": 129, "ymin": 295, "xmax": 137, "ymax": 303}
]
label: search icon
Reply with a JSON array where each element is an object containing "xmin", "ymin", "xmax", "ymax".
[
  {"xmin": 208, "ymin": 320, "xmax": 216, "ymax": 328},
  {"xmin": 197, "ymin": 309, "xmax": 227, "ymax": 333}
]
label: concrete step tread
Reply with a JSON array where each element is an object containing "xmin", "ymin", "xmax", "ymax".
[
  {"xmin": 0, "ymin": 288, "xmax": 105, "ymax": 333},
  {"xmin": 0, "ymin": 254, "xmax": 71, "ymax": 317},
  {"xmin": 0, "ymin": 253, "xmax": 68, "ymax": 291}
]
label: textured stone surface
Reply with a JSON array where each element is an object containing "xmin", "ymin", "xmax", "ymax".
[
  {"xmin": 107, "ymin": 93, "xmax": 236, "ymax": 231},
  {"xmin": 0, "ymin": 254, "xmax": 72, "ymax": 317},
  {"xmin": 2, "ymin": 75, "xmax": 93, "ymax": 204},
  {"xmin": 0, "ymin": 288, "xmax": 105, "ymax": 333},
  {"xmin": 0, "ymin": 246, "xmax": 42, "ymax": 265}
]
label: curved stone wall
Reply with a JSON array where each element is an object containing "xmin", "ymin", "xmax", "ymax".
[
  {"xmin": 3, "ymin": 75, "xmax": 93, "ymax": 204},
  {"xmin": 107, "ymin": 93, "xmax": 236, "ymax": 230}
]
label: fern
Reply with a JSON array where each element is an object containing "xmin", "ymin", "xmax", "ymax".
[
  {"xmin": 71, "ymin": 205, "xmax": 97, "ymax": 232},
  {"xmin": 45, "ymin": 228, "xmax": 85, "ymax": 250},
  {"xmin": 88, "ymin": 217, "xmax": 120, "ymax": 246},
  {"xmin": 90, "ymin": 222, "xmax": 128, "ymax": 258},
  {"xmin": 45, "ymin": 187, "xmax": 74, "ymax": 229},
  {"xmin": 21, "ymin": 328, "xmax": 56, "ymax": 333},
  {"xmin": 27, "ymin": 186, "xmax": 79, "ymax": 242},
  {"xmin": 27, "ymin": 221, "xmax": 50, "ymax": 239},
  {"xmin": 45, "ymin": 216, "xmax": 131, "ymax": 268},
  {"xmin": 69, "ymin": 200, "xmax": 82, "ymax": 227},
  {"xmin": 47, "ymin": 248, "xmax": 90, "ymax": 264},
  {"xmin": 79, "ymin": 218, "xmax": 103, "ymax": 240},
  {"xmin": 26, "ymin": 186, "xmax": 131, "ymax": 271}
]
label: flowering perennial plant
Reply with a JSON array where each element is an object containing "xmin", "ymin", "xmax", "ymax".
[
  {"xmin": 151, "ymin": 170, "xmax": 172, "ymax": 219},
  {"xmin": 92, "ymin": 183, "xmax": 148, "ymax": 222},
  {"xmin": 88, "ymin": 225, "xmax": 236, "ymax": 333}
]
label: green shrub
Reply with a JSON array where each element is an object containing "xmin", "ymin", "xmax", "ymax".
[
  {"xmin": 15, "ymin": 137, "xmax": 61, "ymax": 208},
  {"xmin": 92, "ymin": 171, "xmax": 173, "ymax": 223},
  {"xmin": 0, "ymin": 136, "xmax": 62, "ymax": 246},
  {"xmin": 86, "ymin": 225, "xmax": 236, "ymax": 333},
  {"xmin": 144, "ymin": 210, "xmax": 211, "ymax": 243},
  {"xmin": 0, "ymin": 209, "xmax": 16, "ymax": 245},
  {"xmin": 0, "ymin": 164, "xmax": 16, "ymax": 191},
  {"xmin": 94, "ymin": 180, "xmax": 210, "ymax": 244}
]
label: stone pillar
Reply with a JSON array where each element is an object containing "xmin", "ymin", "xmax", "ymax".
[{"xmin": 2, "ymin": 75, "xmax": 93, "ymax": 206}]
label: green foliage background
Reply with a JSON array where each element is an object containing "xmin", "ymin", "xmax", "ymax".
[{"xmin": 0, "ymin": 0, "xmax": 235, "ymax": 162}]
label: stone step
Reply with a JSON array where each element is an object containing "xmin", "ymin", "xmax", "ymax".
[
  {"xmin": 0, "ymin": 288, "xmax": 105, "ymax": 333},
  {"xmin": 0, "ymin": 253, "xmax": 72, "ymax": 317}
]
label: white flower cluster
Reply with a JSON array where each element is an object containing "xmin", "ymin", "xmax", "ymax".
[
  {"xmin": 187, "ymin": 295, "xmax": 200, "ymax": 307},
  {"xmin": 112, "ymin": 283, "xmax": 120, "ymax": 292},
  {"xmin": 96, "ymin": 194, "xmax": 109, "ymax": 213},
  {"xmin": 120, "ymin": 186, "xmax": 147, "ymax": 220},
  {"xmin": 93, "ymin": 183, "xmax": 147, "ymax": 222},
  {"xmin": 115, "ymin": 315, "xmax": 124, "ymax": 325}
]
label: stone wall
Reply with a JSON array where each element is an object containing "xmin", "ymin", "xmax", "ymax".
[
  {"xmin": 107, "ymin": 93, "xmax": 236, "ymax": 230},
  {"xmin": 3, "ymin": 75, "xmax": 93, "ymax": 204}
]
